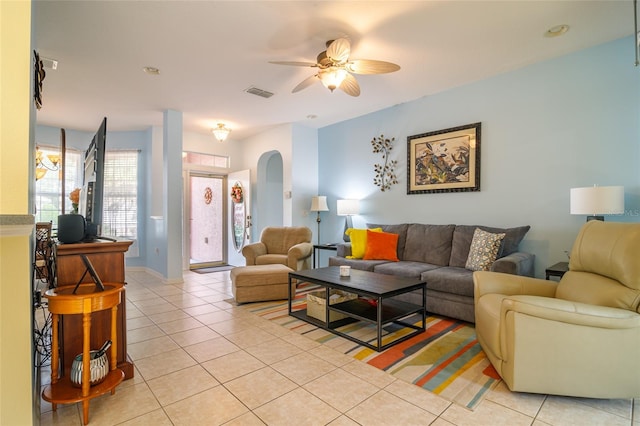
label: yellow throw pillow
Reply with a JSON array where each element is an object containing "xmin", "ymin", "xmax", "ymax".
[
  {"xmin": 346, "ymin": 227, "xmax": 382, "ymax": 259},
  {"xmin": 363, "ymin": 230, "xmax": 399, "ymax": 261}
]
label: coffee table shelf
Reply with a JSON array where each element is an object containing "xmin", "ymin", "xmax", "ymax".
[
  {"xmin": 330, "ymin": 298, "xmax": 423, "ymax": 324},
  {"xmin": 288, "ymin": 267, "xmax": 426, "ymax": 351},
  {"xmin": 290, "ymin": 309, "xmax": 356, "ymax": 329}
]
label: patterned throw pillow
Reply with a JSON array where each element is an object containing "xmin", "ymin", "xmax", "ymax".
[
  {"xmin": 465, "ymin": 228, "xmax": 506, "ymax": 271},
  {"xmin": 345, "ymin": 228, "xmax": 382, "ymax": 259}
]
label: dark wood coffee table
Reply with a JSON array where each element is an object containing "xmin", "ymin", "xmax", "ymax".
[{"xmin": 288, "ymin": 266, "xmax": 426, "ymax": 351}]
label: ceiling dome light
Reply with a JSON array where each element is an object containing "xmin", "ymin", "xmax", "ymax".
[
  {"xmin": 545, "ymin": 24, "xmax": 570, "ymax": 38},
  {"xmin": 212, "ymin": 123, "xmax": 231, "ymax": 142}
]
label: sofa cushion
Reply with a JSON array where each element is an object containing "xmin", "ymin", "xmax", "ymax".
[
  {"xmin": 556, "ymin": 271, "xmax": 640, "ymax": 311},
  {"xmin": 449, "ymin": 225, "xmax": 530, "ymax": 268},
  {"xmin": 328, "ymin": 255, "xmax": 389, "ymax": 272},
  {"xmin": 256, "ymin": 254, "xmax": 288, "ymax": 266},
  {"xmin": 421, "ymin": 266, "xmax": 475, "ymax": 297},
  {"xmin": 345, "ymin": 228, "xmax": 382, "ymax": 259},
  {"xmin": 367, "ymin": 223, "xmax": 409, "ymax": 260},
  {"xmin": 465, "ymin": 228, "xmax": 505, "ymax": 271},
  {"xmin": 374, "ymin": 261, "xmax": 440, "ymax": 279},
  {"xmin": 363, "ymin": 230, "xmax": 399, "ymax": 261},
  {"xmin": 402, "ymin": 224, "xmax": 455, "ymax": 266}
]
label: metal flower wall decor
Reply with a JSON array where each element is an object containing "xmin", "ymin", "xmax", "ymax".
[{"xmin": 371, "ymin": 134, "xmax": 398, "ymax": 192}]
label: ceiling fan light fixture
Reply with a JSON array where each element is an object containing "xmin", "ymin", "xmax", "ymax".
[
  {"xmin": 212, "ymin": 123, "xmax": 231, "ymax": 142},
  {"xmin": 270, "ymin": 38, "xmax": 398, "ymax": 96},
  {"xmin": 319, "ymin": 67, "xmax": 348, "ymax": 92}
]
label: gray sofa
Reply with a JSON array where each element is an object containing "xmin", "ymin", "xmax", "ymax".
[{"xmin": 328, "ymin": 223, "xmax": 534, "ymax": 323}]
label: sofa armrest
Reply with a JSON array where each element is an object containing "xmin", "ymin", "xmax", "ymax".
[
  {"xmin": 502, "ymin": 295, "xmax": 640, "ymax": 329},
  {"xmin": 335, "ymin": 243, "xmax": 352, "ymax": 258},
  {"xmin": 496, "ymin": 294, "xmax": 640, "ymax": 396},
  {"xmin": 241, "ymin": 242, "xmax": 267, "ymax": 265},
  {"xmin": 474, "ymin": 271, "xmax": 558, "ymax": 301},
  {"xmin": 491, "ymin": 251, "xmax": 535, "ymax": 276},
  {"xmin": 287, "ymin": 242, "xmax": 313, "ymax": 270}
]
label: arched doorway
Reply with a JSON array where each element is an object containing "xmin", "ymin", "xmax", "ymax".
[{"xmin": 254, "ymin": 151, "xmax": 283, "ymax": 238}]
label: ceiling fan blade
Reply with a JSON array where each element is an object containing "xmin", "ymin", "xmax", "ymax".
[
  {"xmin": 346, "ymin": 59, "xmax": 401, "ymax": 75},
  {"xmin": 292, "ymin": 74, "xmax": 319, "ymax": 93},
  {"xmin": 326, "ymin": 38, "xmax": 350, "ymax": 63},
  {"xmin": 339, "ymin": 73, "xmax": 360, "ymax": 97},
  {"xmin": 269, "ymin": 61, "xmax": 318, "ymax": 67}
]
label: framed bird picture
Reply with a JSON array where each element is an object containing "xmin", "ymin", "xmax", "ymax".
[{"xmin": 407, "ymin": 122, "xmax": 481, "ymax": 194}]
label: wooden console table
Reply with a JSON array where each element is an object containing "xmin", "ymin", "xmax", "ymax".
[
  {"xmin": 42, "ymin": 283, "xmax": 125, "ymax": 425},
  {"xmin": 54, "ymin": 240, "xmax": 134, "ymax": 379}
]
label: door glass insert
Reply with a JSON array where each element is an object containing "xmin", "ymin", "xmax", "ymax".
[
  {"xmin": 189, "ymin": 174, "xmax": 225, "ymax": 268},
  {"xmin": 230, "ymin": 181, "xmax": 246, "ymax": 252}
]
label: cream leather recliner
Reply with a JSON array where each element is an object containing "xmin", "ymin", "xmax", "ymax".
[
  {"xmin": 473, "ymin": 221, "xmax": 640, "ymax": 398},
  {"xmin": 242, "ymin": 226, "xmax": 313, "ymax": 271}
]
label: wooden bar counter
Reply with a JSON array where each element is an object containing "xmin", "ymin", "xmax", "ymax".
[{"xmin": 54, "ymin": 239, "xmax": 134, "ymax": 379}]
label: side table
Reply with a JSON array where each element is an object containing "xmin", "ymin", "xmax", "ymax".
[
  {"xmin": 545, "ymin": 261, "xmax": 569, "ymax": 280},
  {"xmin": 313, "ymin": 243, "xmax": 338, "ymax": 268},
  {"xmin": 42, "ymin": 283, "xmax": 125, "ymax": 425}
]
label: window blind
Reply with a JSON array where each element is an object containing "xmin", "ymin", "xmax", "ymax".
[{"xmin": 103, "ymin": 151, "xmax": 138, "ymax": 239}]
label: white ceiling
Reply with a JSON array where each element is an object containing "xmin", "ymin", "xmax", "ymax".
[{"xmin": 33, "ymin": 1, "xmax": 634, "ymax": 141}]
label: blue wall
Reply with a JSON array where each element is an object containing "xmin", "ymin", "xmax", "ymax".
[{"xmin": 317, "ymin": 36, "xmax": 640, "ymax": 278}]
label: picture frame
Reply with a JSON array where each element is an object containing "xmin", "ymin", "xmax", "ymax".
[{"xmin": 407, "ymin": 122, "xmax": 481, "ymax": 194}]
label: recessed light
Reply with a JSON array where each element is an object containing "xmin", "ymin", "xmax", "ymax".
[
  {"xmin": 143, "ymin": 66, "xmax": 160, "ymax": 75},
  {"xmin": 545, "ymin": 24, "xmax": 569, "ymax": 38}
]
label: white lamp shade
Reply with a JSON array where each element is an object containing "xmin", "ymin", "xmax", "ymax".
[
  {"xmin": 570, "ymin": 186, "xmax": 624, "ymax": 215},
  {"xmin": 337, "ymin": 199, "xmax": 360, "ymax": 216},
  {"xmin": 310, "ymin": 196, "xmax": 329, "ymax": 212}
]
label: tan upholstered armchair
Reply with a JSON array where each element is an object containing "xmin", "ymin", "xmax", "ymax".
[
  {"xmin": 242, "ymin": 226, "xmax": 313, "ymax": 271},
  {"xmin": 474, "ymin": 221, "xmax": 640, "ymax": 398}
]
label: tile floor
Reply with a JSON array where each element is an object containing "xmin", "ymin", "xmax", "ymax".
[{"xmin": 38, "ymin": 269, "xmax": 638, "ymax": 426}]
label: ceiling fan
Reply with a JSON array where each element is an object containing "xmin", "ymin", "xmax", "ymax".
[{"xmin": 270, "ymin": 38, "xmax": 400, "ymax": 97}]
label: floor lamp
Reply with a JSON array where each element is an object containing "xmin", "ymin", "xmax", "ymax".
[
  {"xmin": 310, "ymin": 196, "xmax": 329, "ymax": 244},
  {"xmin": 337, "ymin": 199, "xmax": 360, "ymax": 242}
]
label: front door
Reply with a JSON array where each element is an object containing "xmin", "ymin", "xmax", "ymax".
[{"xmin": 189, "ymin": 173, "xmax": 226, "ymax": 269}]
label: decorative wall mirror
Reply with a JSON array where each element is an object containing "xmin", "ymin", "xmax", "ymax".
[{"xmin": 230, "ymin": 181, "xmax": 246, "ymax": 252}]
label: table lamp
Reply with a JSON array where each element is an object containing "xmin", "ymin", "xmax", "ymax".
[
  {"xmin": 310, "ymin": 196, "xmax": 329, "ymax": 244},
  {"xmin": 337, "ymin": 199, "xmax": 360, "ymax": 242},
  {"xmin": 570, "ymin": 185, "xmax": 624, "ymax": 221}
]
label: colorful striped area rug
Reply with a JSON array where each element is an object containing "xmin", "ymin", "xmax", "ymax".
[{"xmin": 243, "ymin": 285, "xmax": 501, "ymax": 410}]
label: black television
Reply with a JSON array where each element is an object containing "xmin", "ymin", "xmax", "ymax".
[{"xmin": 80, "ymin": 117, "xmax": 107, "ymax": 239}]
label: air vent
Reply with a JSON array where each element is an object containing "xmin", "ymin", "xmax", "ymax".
[{"xmin": 244, "ymin": 86, "xmax": 274, "ymax": 99}]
